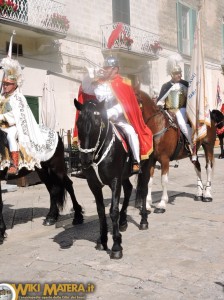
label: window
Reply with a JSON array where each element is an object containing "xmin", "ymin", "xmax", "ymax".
[
  {"xmin": 184, "ymin": 63, "xmax": 190, "ymax": 81},
  {"xmin": 6, "ymin": 42, "xmax": 23, "ymax": 56},
  {"xmin": 25, "ymin": 96, "xmax": 39, "ymax": 124},
  {"xmin": 112, "ymin": 0, "xmax": 130, "ymax": 24},
  {"xmin": 177, "ymin": 1, "xmax": 196, "ymax": 56}
]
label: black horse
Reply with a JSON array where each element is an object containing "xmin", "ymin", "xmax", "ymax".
[
  {"xmin": 75, "ymin": 99, "xmax": 152, "ymax": 259},
  {"xmin": 211, "ymin": 109, "xmax": 224, "ymax": 159},
  {"xmin": 0, "ymin": 130, "xmax": 84, "ymax": 244}
]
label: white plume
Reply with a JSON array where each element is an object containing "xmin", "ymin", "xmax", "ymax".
[
  {"xmin": 1, "ymin": 57, "xmax": 23, "ymax": 86},
  {"xmin": 166, "ymin": 53, "xmax": 183, "ymax": 76}
]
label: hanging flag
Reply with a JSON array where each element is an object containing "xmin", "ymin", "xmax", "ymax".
[
  {"xmin": 186, "ymin": 6, "xmax": 210, "ymax": 144},
  {"xmin": 216, "ymin": 79, "xmax": 222, "ymax": 110},
  {"xmin": 7, "ymin": 30, "xmax": 16, "ymax": 58}
]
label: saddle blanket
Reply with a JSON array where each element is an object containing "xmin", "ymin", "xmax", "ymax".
[{"xmin": 0, "ymin": 145, "xmax": 42, "ymax": 172}]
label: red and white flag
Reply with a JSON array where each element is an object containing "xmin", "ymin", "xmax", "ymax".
[{"xmin": 186, "ymin": 7, "xmax": 210, "ymax": 144}]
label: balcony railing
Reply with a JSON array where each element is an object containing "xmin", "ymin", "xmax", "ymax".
[
  {"xmin": 0, "ymin": 0, "xmax": 69, "ymax": 35},
  {"xmin": 101, "ymin": 23, "xmax": 162, "ymax": 58}
]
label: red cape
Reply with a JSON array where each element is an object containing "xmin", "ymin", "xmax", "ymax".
[{"xmin": 110, "ymin": 75, "xmax": 153, "ymax": 160}]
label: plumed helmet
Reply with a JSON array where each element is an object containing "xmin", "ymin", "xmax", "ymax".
[
  {"xmin": 103, "ymin": 56, "xmax": 119, "ymax": 68},
  {"xmin": 1, "ymin": 57, "xmax": 23, "ymax": 86},
  {"xmin": 166, "ymin": 53, "xmax": 183, "ymax": 76}
]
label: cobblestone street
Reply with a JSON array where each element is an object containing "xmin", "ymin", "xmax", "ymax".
[{"xmin": 0, "ymin": 148, "xmax": 224, "ymax": 300}]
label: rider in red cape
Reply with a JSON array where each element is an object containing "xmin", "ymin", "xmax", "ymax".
[
  {"xmin": 110, "ymin": 74, "xmax": 153, "ymax": 160},
  {"xmin": 93, "ymin": 55, "xmax": 153, "ymax": 173}
]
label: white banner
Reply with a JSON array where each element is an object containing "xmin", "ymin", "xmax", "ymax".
[{"xmin": 186, "ymin": 8, "xmax": 210, "ymax": 144}]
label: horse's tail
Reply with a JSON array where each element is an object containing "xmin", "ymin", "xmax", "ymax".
[{"xmin": 49, "ymin": 135, "xmax": 67, "ymax": 211}]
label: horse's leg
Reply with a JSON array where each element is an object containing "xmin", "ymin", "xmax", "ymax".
[
  {"xmin": 87, "ymin": 179, "xmax": 108, "ymax": 252},
  {"xmin": 146, "ymin": 161, "xmax": 156, "ymax": 212},
  {"xmin": 36, "ymin": 168, "xmax": 61, "ymax": 225},
  {"xmin": 119, "ymin": 178, "xmax": 133, "ymax": 232},
  {"xmin": 191, "ymin": 158, "xmax": 204, "ymax": 201},
  {"xmin": 64, "ymin": 175, "xmax": 84, "ymax": 225},
  {"xmin": 109, "ymin": 177, "xmax": 123, "ymax": 259},
  {"xmin": 0, "ymin": 182, "xmax": 6, "ymax": 244},
  {"xmin": 136, "ymin": 158, "xmax": 151, "ymax": 230},
  {"xmin": 202, "ymin": 145, "xmax": 214, "ymax": 202},
  {"xmin": 154, "ymin": 158, "xmax": 169, "ymax": 214}
]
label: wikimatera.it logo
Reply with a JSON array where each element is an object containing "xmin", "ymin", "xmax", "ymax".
[{"xmin": 0, "ymin": 282, "xmax": 95, "ymax": 299}]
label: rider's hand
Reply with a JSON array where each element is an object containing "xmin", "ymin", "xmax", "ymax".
[{"xmin": 107, "ymin": 108, "xmax": 119, "ymax": 121}]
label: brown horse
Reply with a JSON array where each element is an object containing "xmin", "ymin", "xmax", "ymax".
[{"xmin": 137, "ymin": 90, "xmax": 216, "ymax": 213}]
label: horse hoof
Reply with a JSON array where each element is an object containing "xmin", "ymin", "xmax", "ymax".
[
  {"xmin": 139, "ymin": 223, "xmax": 148, "ymax": 230},
  {"xmin": 202, "ymin": 197, "xmax": 213, "ymax": 202},
  {"xmin": 194, "ymin": 195, "xmax": 203, "ymax": 201},
  {"xmin": 72, "ymin": 216, "xmax": 84, "ymax": 225},
  {"xmin": 119, "ymin": 223, "xmax": 128, "ymax": 232},
  {"xmin": 110, "ymin": 250, "xmax": 123, "ymax": 259},
  {"xmin": 43, "ymin": 218, "xmax": 57, "ymax": 226},
  {"xmin": 154, "ymin": 208, "xmax": 166, "ymax": 214},
  {"xmin": 0, "ymin": 237, "xmax": 4, "ymax": 245},
  {"xmin": 95, "ymin": 243, "xmax": 107, "ymax": 251}
]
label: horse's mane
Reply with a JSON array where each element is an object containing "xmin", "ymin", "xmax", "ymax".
[
  {"xmin": 211, "ymin": 109, "xmax": 224, "ymax": 123},
  {"xmin": 138, "ymin": 90, "xmax": 159, "ymax": 111}
]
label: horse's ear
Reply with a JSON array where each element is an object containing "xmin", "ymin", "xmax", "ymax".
[{"xmin": 74, "ymin": 98, "xmax": 83, "ymax": 111}]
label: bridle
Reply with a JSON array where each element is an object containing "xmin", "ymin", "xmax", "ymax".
[
  {"xmin": 78, "ymin": 108, "xmax": 115, "ymax": 167},
  {"xmin": 144, "ymin": 106, "xmax": 174, "ymax": 139},
  {"xmin": 78, "ymin": 111, "xmax": 103, "ymax": 154}
]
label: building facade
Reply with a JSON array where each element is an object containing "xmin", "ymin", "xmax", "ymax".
[{"xmin": 0, "ymin": 0, "xmax": 224, "ymax": 134}]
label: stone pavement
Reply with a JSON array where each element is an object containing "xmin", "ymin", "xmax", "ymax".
[{"xmin": 0, "ymin": 148, "xmax": 224, "ymax": 300}]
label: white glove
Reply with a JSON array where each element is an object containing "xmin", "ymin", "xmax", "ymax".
[
  {"xmin": 157, "ymin": 100, "xmax": 164, "ymax": 107},
  {"xmin": 107, "ymin": 108, "xmax": 119, "ymax": 120},
  {"xmin": 0, "ymin": 114, "xmax": 5, "ymax": 122}
]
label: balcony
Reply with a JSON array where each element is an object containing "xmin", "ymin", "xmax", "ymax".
[
  {"xmin": 101, "ymin": 23, "xmax": 162, "ymax": 65},
  {"xmin": 0, "ymin": 0, "xmax": 69, "ymax": 38}
]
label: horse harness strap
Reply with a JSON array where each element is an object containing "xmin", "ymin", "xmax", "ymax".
[
  {"xmin": 91, "ymin": 123, "xmax": 116, "ymax": 186},
  {"xmin": 153, "ymin": 107, "xmax": 177, "ymax": 139},
  {"xmin": 93, "ymin": 131, "xmax": 115, "ymax": 167},
  {"xmin": 78, "ymin": 119, "xmax": 103, "ymax": 154}
]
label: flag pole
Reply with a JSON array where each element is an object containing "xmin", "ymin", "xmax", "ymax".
[{"xmin": 0, "ymin": 30, "xmax": 16, "ymax": 94}]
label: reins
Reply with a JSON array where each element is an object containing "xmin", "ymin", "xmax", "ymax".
[
  {"xmin": 144, "ymin": 106, "xmax": 173, "ymax": 138},
  {"xmin": 78, "ymin": 114, "xmax": 113, "ymax": 164}
]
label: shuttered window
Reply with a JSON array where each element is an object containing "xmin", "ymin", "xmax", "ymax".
[
  {"xmin": 112, "ymin": 0, "xmax": 130, "ymax": 24},
  {"xmin": 177, "ymin": 1, "xmax": 196, "ymax": 56},
  {"xmin": 25, "ymin": 96, "xmax": 39, "ymax": 124}
]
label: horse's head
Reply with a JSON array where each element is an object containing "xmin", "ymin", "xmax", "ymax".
[
  {"xmin": 211, "ymin": 109, "xmax": 224, "ymax": 128},
  {"xmin": 74, "ymin": 99, "xmax": 107, "ymax": 169}
]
